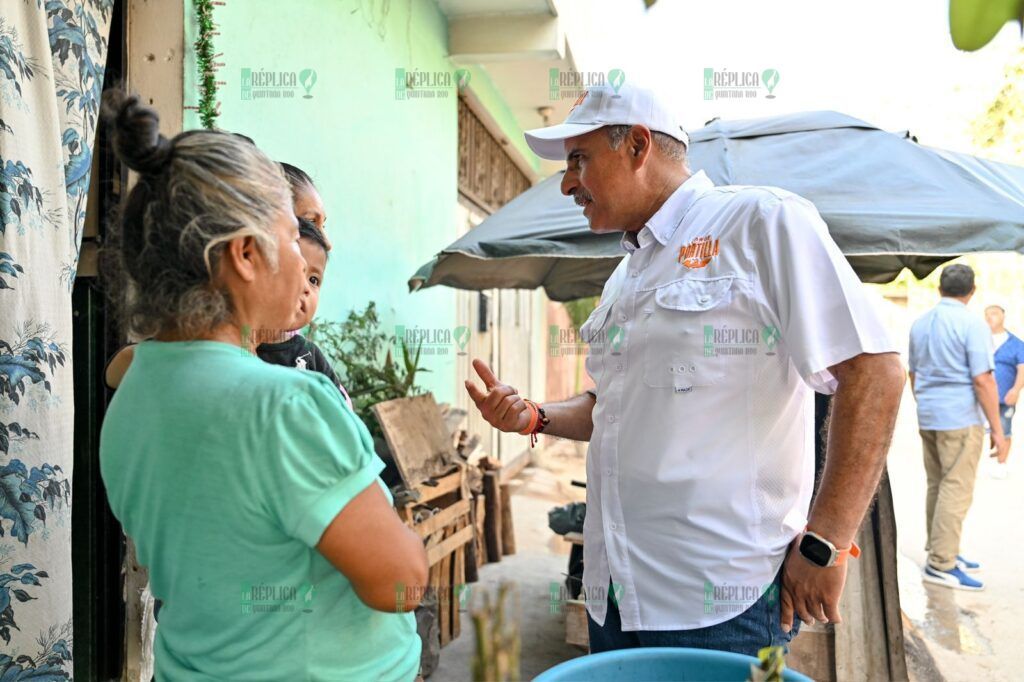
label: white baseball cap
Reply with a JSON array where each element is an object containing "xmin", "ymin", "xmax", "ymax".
[{"xmin": 525, "ymin": 83, "xmax": 689, "ymax": 161}]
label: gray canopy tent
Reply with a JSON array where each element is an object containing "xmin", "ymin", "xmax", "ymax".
[{"xmin": 410, "ymin": 111, "xmax": 1024, "ymax": 300}]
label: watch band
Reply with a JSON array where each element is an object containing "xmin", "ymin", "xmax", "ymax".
[
  {"xmin": 803, "ymin": 529, "xmax": 861, "ymax": 568},
  {"xmin": 833, "ymin": 540, "xmax": 861, "ymax": 566}
]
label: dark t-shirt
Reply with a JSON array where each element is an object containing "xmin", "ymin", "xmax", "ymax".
[{"xmin": 256, "ymin": 335, "xmax": 352, "ymax": 407}]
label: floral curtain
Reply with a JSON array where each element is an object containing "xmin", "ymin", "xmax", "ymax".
[{"xmin": 0, "ymin": 0, "xmax": 111, "ymax": 676}]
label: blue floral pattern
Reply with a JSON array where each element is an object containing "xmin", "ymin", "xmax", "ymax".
[{"xmin": 0, "ymin": 0, "xmax": 111, "ymax": 674}]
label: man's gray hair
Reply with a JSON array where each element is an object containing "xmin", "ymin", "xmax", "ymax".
[
  {"xmin": 605, "ymin": 125, "xmax": 689, "ymax": 168},
  {"xmin": 939, "ymin": 263, "xmax": 975, "ymax": 298}
]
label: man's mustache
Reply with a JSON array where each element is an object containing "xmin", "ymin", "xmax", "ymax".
[{"xmin": 573, "ymin": 189, "xmax": 593, "ymax": 207}]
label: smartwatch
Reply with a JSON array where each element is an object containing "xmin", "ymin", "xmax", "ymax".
[{"xmin": 799, "ymin": 530, "xmax": 860, "ymax": 568}]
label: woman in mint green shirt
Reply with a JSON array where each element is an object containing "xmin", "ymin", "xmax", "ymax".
[{"xmin": 98, "ymin": 90, "xmax": 427, "ymax": 681}]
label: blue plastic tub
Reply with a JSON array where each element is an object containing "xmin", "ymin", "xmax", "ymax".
[{"xmin": 533, "ymin": 647, "xmax": 814, "ymax": 681}]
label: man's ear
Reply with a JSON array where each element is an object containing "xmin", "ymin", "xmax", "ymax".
[
  {"xmin": 222, "ymin": 235, "xmax": 260, "ymax": 284},
  {"xmin": 629, "ymin": 125, "xmax": 653, "ymax": 165}
]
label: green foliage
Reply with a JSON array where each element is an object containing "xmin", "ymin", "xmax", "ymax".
[
  {"xmin": 308, "ymin": 302, "xmax": 428, "ymax": 439},
  {"xmin": 193, "ymin": 0, "xmax": 219, "ymax": 129},
  {"xmin": 972, "ymin": 46, "xmax": 1024, "ymax": 163}
]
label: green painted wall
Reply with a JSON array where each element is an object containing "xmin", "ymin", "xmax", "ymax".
[{"xmin": 183, "ymin": 0, "xmax": 534, "ymax": 402}]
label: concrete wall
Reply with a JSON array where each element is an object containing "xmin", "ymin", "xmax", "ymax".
[{"xmin": 182, "ymin": 0, "xmax": 533, "ymax": 403}]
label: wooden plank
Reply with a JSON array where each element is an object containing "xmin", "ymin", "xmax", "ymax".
[
  {"xmin": 475, "ymin": 494, "xmax": 487, "ymax": 566},
  {"xmin": 564, "ymin": 600, "xmax": 589, "ymax": 649},
  {"xmin": 465, "ymin": 533, "xmax": 480, "ymax": 583},
  {"xmin": 372, "ymin": 394, "xmax": 457, "ymax": 489},
  {"xmin": 128, "ymin": 0, "xmax": 183, "ymax": 135},
  {"xmin": 427, "ymin": 557, "xmax": 442, "ymax": 649},
  {"xmin": 874, "ymin": 471, "xmax": 910, "ymax": 681},
  {"xmin": 835, "ymin": 511, "xmax": 890, "ymax": 682},
  {"xmin": 426, "ymin": 524, "xmax": 475, "ymax": 566},
  {"xmin": 500, "ymin": 484, "xmax": 516, "ymax": 555},
  {"xmin": 412, "ymin": 499, "xmax": 472, "ymax": 538},
  {"xmin": 424, "ymin": 528, "xmax": 446, "ymax": 550},
  {"xmin": 438, "ymin": 527, "xmax": 453, "ymax": 648},
  {"xmin": 452, "ymin": 517, "xmax": 466, "ymax": 641},
  {"xmin": 483, "ymin": 471, "xmax": 503, "ymax": 562},
  {"xmin": 414, "ymin": 469, "xmax": 463, "ymax": 506},
  {"xmin": 788, "ymin": 622, "xmax": 835, "ymax": 681}
]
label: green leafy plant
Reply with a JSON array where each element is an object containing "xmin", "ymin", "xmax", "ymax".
[
  {"xmin": 193, "ymin": 0, "xmax": 219, "ymax": 129},
  {"xmin": 308, "ymin": 302, "xmax": 428, "ymax": 439}
]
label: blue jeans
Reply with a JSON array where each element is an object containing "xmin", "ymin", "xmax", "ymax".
[{"xmin": 587, "ymin": 569, "xmax": 799, "ymax": 656}]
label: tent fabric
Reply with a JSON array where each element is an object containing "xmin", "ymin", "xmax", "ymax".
[{"xmin": 411, "ymin": 111, "xmax": 1024, "ymax": 300}]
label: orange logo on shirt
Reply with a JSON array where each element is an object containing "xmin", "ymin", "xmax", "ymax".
[{"xmin": 678, "ymin": 235, "xmax": 720, "ymax": 269}]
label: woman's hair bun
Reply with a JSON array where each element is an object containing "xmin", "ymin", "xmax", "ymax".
[{"xmin": 101, "ymin": 88, "xmax": 173, "ymax": 176}]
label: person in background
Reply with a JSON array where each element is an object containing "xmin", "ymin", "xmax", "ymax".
[
  {"xmin": 909, "ymin": 264, "xmax": 1009, "ymax": 591},
  {"xmin": 984, "ymin": 304, "xmax": 1024, "ymax": 473},
  {"xmin": 98, "ymin": 90, "xmax": 425, "ymax": 681}
]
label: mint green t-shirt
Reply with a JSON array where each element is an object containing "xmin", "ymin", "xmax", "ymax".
[{"xmin": 100, "ymin": 340, "xmax": 420, "ymax": 681}]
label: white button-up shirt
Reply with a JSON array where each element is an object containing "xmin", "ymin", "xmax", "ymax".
[{"xmin": 580, "ymin": 171, "xmax": 896, "ymax": 630}]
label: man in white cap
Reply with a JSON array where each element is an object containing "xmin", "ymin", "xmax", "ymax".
[{"xmin": 465, "ymin": 83, "xmax": 905, "ymax": 655}]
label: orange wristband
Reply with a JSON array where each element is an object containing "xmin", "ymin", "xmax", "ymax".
[{"xmin": 519, "ymin": 400, "xmax": 539, "ymax": 436}]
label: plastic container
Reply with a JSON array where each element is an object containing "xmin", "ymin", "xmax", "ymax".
[{"xmin": 533, "ymin": 647, "xmax": 814, "ymax": 681}]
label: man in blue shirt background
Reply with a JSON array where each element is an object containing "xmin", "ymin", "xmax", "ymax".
[
  {"xmin": 985, "ymin": 304, "xmax": 1024, "ymax": 455},
  {"xmin": 909, "ymin": 264, "xmax": 1008, "ymax": 591}
]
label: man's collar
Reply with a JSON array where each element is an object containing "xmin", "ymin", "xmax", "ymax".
[
  {"xmin": 939, "ymin": 297, "xmax": 967, "ymax": 307},
  {"xmin": 619, "ymin": 171, "xmax": 715, "ymax": 253}
]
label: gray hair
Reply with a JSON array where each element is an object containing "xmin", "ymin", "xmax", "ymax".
[
  {"xmin": 605, "ymin": 125, "xmax": 689, "ymax": 167},
  {"xmin": 100, "ymin": 90, "xmax": 291, "ymax": 339},
  {"xmin": 939, "ymin": 263, "xmax": 975, "ymax": 297}
]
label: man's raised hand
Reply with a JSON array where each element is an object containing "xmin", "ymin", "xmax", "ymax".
[{"xmin": 464, "ymin": 359, "xmax": 532, "ymax": 434}]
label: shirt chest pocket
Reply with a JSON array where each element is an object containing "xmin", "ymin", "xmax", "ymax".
[
  {"xmin": 579, "ymin": 300, "xmax": 624, "ymax": 367},
  {"xmin": 640, "ymin": 276, "xmax": 736, "ymax": 392}
]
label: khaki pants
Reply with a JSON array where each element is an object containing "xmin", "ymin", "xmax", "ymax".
[{"xmin": 921, "ymin": 425, "xmax": 985, "ymax": 570}]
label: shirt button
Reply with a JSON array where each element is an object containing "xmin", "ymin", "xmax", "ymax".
[
  {"xmin": 698, "ymin": 295, "xmax": 710, "ymax": 305},
  {"xmin": 618, "ymin": 313, "xmax": 627, "ymax": 322},
  {"xmin": 630, "ymin": 271, "xmax": 639, "ymax": 278},
  {"xmin": 608, "ymin": 415, "xmax": 617, "ymax": 423},
  {"xmin": 605, "ymin": 468, "xmax": 613, "ymax": 476},
  {"xmin": 609, "ymin": 523, "xmax": 617, "ymax": 530},
  {"xmin": 616, "ymin": 363, "xmax": 624, "ymax": 371}
]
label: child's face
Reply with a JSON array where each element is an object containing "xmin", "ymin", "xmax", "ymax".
[{"xmin": 292, "ymin": 238, "xmax": 327, "ymax": 330}]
